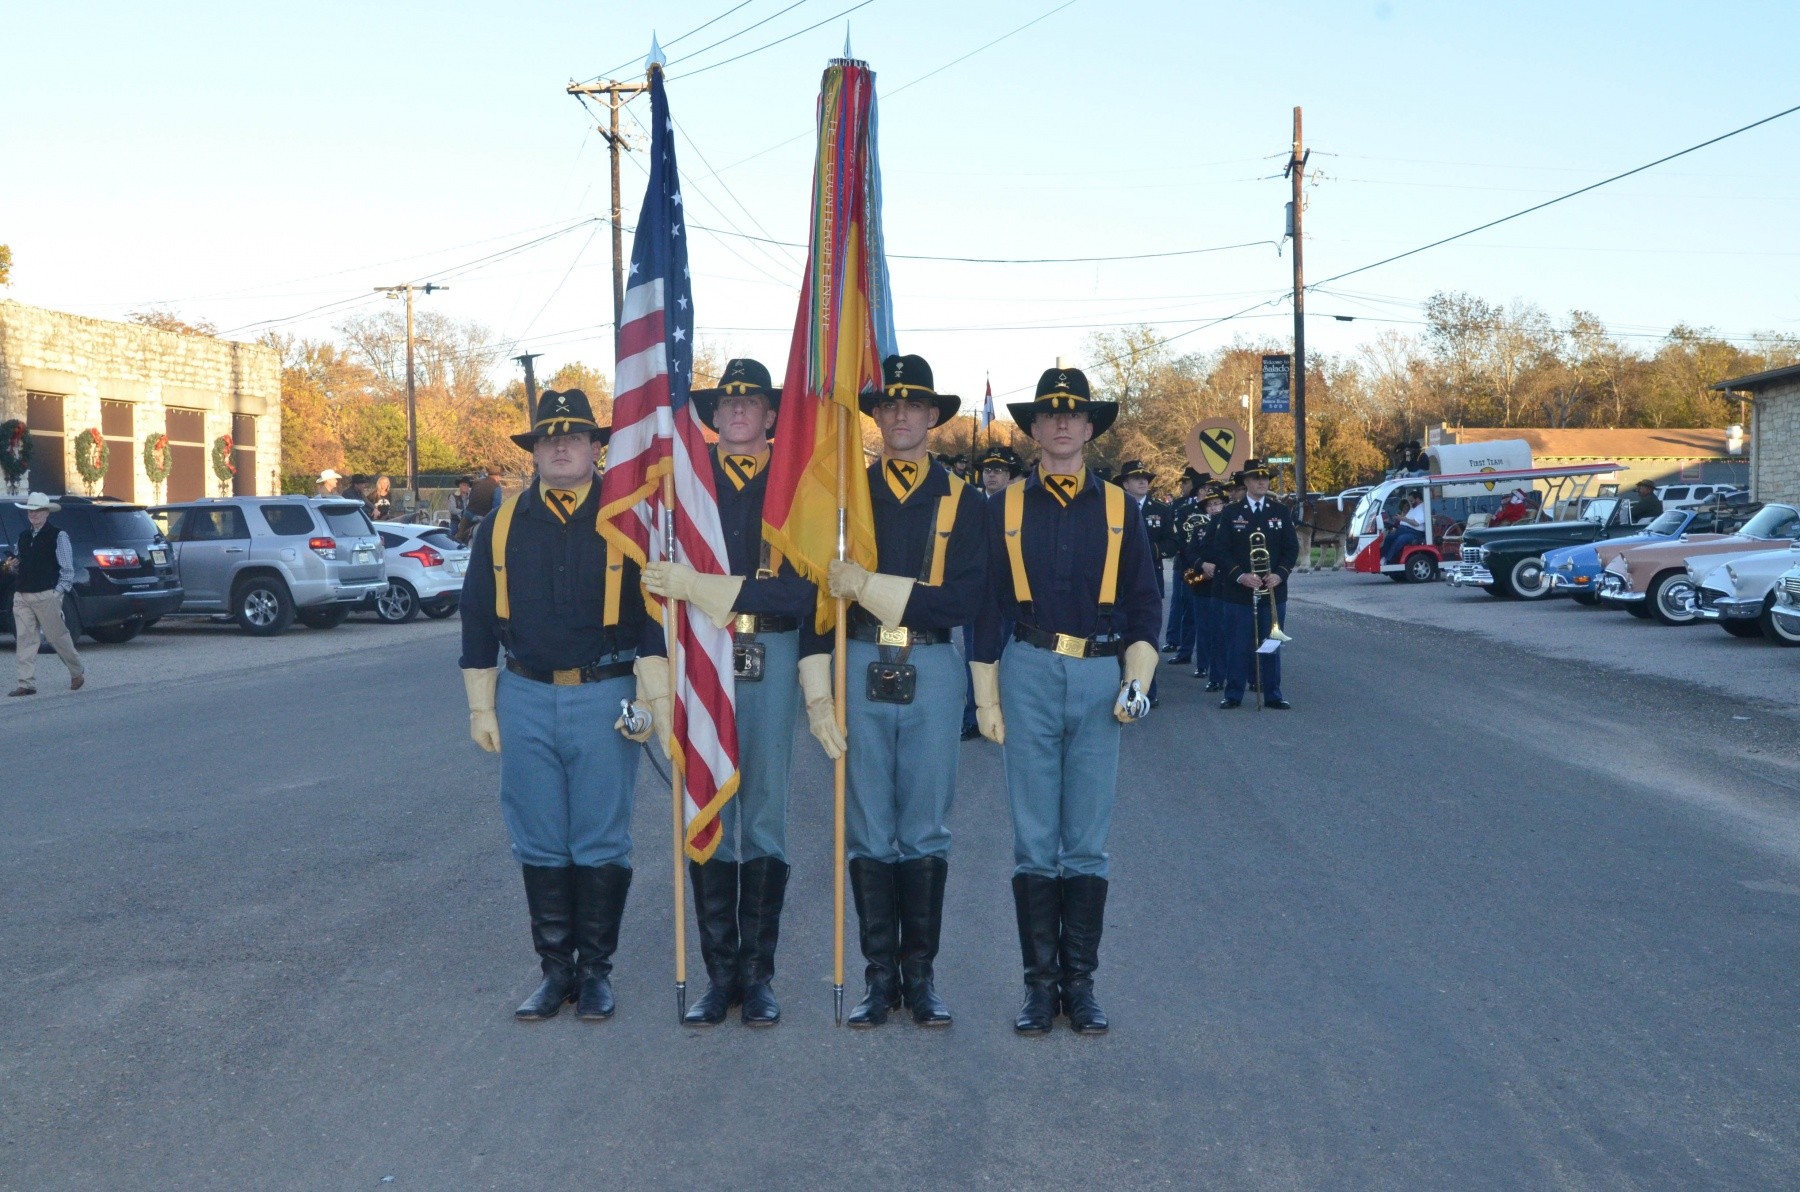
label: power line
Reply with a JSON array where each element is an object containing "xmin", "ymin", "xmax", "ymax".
[
  {"xmin": 667, "ymin": 0, "xmax": 815, "ymax": 69},
  {"xmin": 668, "ymin": 221, "xmax": 1280, "ymax": 263},
  {"xmin": 1308, "ymin": 100, "xmax": 1800, "ymax": 292},
  {"xmin": 584, "ymin": 0, "xmax": 764, "ymax": 81},
  {"xmin": 674, "ymin": 0, "xmax": 881, "ymax": 80}
]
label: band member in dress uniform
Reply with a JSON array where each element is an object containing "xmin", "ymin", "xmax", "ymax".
[
  {"xmin": 460, "ymin": 389, "xmax": 669, "ymax": 1022},
  {"xmin": 1203, "ymin": 460, "xmax": 1298, "ymax": 709},
  {"xmin": 1183, "ymin": 483, "xmax": 1229, "ymax": 687},
  {"xmin": 971, "ymin": 366, "xmax": 1161, "ymax": 1035},
  {"xmin": 1117, "ymin": 460, "xmax": 1170, "ymax": 707},
  {"xmin": 1163, "ymin": 468, "xmax": 1205, "ymax": 657},
  {"xmin": 962, "ymin": 444, "xmax": 1027, "ymax": 738},
  {"xmin": 639, "ymin": 358, "xmax": 823, "ymax": 1028},
  {"xmin": 819, "ymin": 354, "xmax": 989, "ymax": 1028}
]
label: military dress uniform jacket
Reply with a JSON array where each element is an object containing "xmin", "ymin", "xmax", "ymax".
[
  {"xmin": 1201, "ymin": 497, "xmax": 1300, "ymax": 608},
  {"xmin": 1140, "ymin": 495, "xmax": 1175, "ymax": 559},
  {"xmin": 459, "ymin": 477, "xmax": 665, "ymax": 673},
  {"xmin": 856, "ymin": 460, "xmax": 990, "ymax": 631},
  {"xmin": 973, "ymin": 471, "xmax": 1161, "ymax": 662}
]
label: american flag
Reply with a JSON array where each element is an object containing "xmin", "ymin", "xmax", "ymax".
[{"xmin": 596, "ymin": 65, "xmax": 738, "ymax": 861}]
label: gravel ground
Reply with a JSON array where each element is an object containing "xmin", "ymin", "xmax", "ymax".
[
  {"xmin": 1289, "ymin": 567, "xmax": 1800, "ymax": 710},
  {"xmin": 1, "ymin": 611, "xmax": 460, "ymax": 699}
]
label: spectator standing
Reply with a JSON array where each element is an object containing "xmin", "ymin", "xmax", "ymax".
[
  {"xmin": 367, "ymin": 475, "xmax": 395, "ymax": 521},
  {"xmin": 7, "ymin": 492, "xmax": 85, "ymax": 697}
]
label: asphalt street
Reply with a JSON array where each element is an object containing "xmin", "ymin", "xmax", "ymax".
[{"xmin": 4, "ymin": 596, "xmax": 1800, "ymax": 1190}]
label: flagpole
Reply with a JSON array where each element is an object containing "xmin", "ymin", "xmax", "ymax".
[
  {"xmin": 663, "ymin": 470, "xmax": 688, "ymax": 1025},
  {"xmin": 832, "ymin": 403, "xmax": 849, "ymax": 1027}
]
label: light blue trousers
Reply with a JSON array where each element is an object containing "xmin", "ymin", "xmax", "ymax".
[
  {"xmin": 844, "ymin": 637, "xmax": 962, "ymax": 863},
  {"xmin": 999, "ymin": 641, "xmax": 1121, "ymax": 879},
  {"xmin": 496, "ymin": 666, "xmax": 639, "ymax": 868},
  {"xmin": 713, "ymin": 629, "xmax": 801, "ymax": 863}
]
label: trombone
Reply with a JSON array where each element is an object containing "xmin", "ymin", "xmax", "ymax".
[{"xmin": 1247, "ymin": 531, "xmax": 1292, "ymax": 709}]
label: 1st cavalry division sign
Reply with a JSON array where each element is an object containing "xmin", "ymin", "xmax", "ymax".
[{"xmin": 1185, "ymin": 418, "xmax": 1249, "ymax": 479}]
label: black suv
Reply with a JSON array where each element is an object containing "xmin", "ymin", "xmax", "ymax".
[{"xmin": 0, "ymin": 495, "xmax": 184, "ymax": 643}]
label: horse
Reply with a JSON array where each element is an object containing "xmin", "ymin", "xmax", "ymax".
[{"xmin": 1294, "ymin": 494, "xmax": 1355, "ymax": 571}]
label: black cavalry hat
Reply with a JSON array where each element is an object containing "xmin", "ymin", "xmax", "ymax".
[
  {"xmin": 1200, "ymin": 482, "xmax": 1227, "ymax": 503},
  {"xmin": 1234, "ymin": 457, "xmax": 1274, "ymax": 482},
  {"xmin": 511, "ymin": 388, "xmax": 610, "ymax": 451},
  {"xmin": 1117, "ymin": 458, "xmax": 1156, "ymax": 481},
  {"xmin": 1007, "ymin": 365, "xmax": 1118, "ymax": 437},
  {"xmin": 976, "ymin": 444, "xmax": 1026, "ymax": 476},
  {"xmin": 861, "ymin": 354, "xmax": 960, "ymax": 423},
  {"xmin": 691, "ymin": 357, "xmax": 782, "ymax": 435}
]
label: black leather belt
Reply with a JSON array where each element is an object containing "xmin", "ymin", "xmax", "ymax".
[
  {"xmin": 505, "ymin": 656, "xmax": 636, "ymax": 686},
  {"xmin": 847, "ymin": 623, "xmax": 952, "ymax": 647},
  {"xmin": 1013, "ymin": 623, "xmax": 1121, "ymax": 658},
  {"xmin": 731, "ymin": 614, "xmax": 799, "ymax": 638}
]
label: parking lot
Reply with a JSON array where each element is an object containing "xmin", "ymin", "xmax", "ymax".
[{"xmin": 1293, "ymin": 568, "xmax": 1800, "ymax": 710}]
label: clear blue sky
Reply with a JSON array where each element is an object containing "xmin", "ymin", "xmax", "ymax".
[{"xmin": 4, "ymin": 0, "xmax": 1796, "ymax": 408}]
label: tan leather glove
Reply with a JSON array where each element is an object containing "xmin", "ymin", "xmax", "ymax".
[
  {"xmin": 1114, "ymin": 640, "xmax": 1158, "ymax": 724},
  {"xmin": 618, "ymin": 655, "xmax": 673, "ymax": 754},
  {"xmin": 462, "ymin": 667, "xmax": 500, "ymax": 752},
  {"xmin": 641, "ymin": 560, "xmax": 744, "ymax": 630},
  {"xmin": 969, "ymin": 661, "xmax": 1005, "ymax": 744},
  {"xmin": 827, "ymin": 559, "xmax": 914, "ymax": 627},
  {"xmin": 798, "ymin": 652, "xmax": 846, "ymax": 760}
]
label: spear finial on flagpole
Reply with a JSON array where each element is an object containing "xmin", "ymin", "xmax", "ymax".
[
  {"xmin": 844, "ymin": 23, "xmax": 853, "ymax": 59},
  {"xmin": 647, "ymin": 34, "xmax": 666, "ymax": 72}
]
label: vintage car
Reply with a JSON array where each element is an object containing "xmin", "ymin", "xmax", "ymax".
[
  {"xmin": 1691, "ymin": 543, "xmax": 1800, "ymax": 644},
  {"xmin": 1450, "ymin": 493, "xmax": 1653, "ymax": 598},
  {"xmin": 1597, "ymin": 503, "xmax": 1800, "ymax": 625},
  {"xmin": 1769, "ymin": 558, "xmax": 1800, "ymax": 642},
  {"xmin": 1543, "ymin": 504, "xmax": 1751, "ymax": 604}
]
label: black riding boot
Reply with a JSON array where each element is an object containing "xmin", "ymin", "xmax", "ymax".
[
  {"xmin": 1058, "ymin": 875, "xmax": 1109, "ymax": 1035},
  {"xmin": 571, "ymin": 864, "xmax": 632, "ymax": 1021},
  {"xmin": 516, "ymin": 865, "xmax": 577, "ymax": 1021},
  {"xmin": 1011, "ymin": 873, "xmax": 1061, "ymax": 1035},
  {"xmin": 683, "ymin": 860, "xmax": 740, "ymax": 1026},
  {"xmin": 846, "ymin": 859, "xmax": 901, "ymax": 1027},
  {"xmin": 897, "ymin": 857, "xmax": 952, "ymax": 1027},
  {"xmin": 737, "ymin": 857, "xmax": 790, "ymax": 1027}
]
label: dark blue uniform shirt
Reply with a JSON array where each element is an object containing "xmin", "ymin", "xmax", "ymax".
[
  {"xmin": 857, "ymin": 459, "xmax": 988, "ymax": 631},
  {"xmin": 973, "ymin": 469, "xmax": 1160, "ymax": 662},
  {"xmin": 711, "ymin": 448, "xmax": 818, "ymax": 621},
  {"xmin": 1201, "ymin": 497, "xmax": 1300, "ymax": 607},
  {"xmin": 459, "ymin": 477, "xmax": 665, "ymax": 671}
]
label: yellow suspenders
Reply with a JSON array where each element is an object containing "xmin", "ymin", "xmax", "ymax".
[
  {"xmin": 925, "ymin": 479, "xmax": 964, "ymax": 586},
  {"xmin": 1003, "ymin": 478, "xmax": 1125, "ymax": 607},
  {"xmin": 490, "ymin": 490, "xmax": 624, "ymax": 627}
]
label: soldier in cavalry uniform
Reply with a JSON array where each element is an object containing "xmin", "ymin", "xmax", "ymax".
[
  {"xmin": 971, "ymin": 365, "xmax": 1161, "ymax": 1036},
  {"xmin": 640, "ymin": 358, "xmax": 825, "ymax": 1028},
  {"xmin": 460, "ymin": 388, "xmax": 669, "ymax": 1022}
]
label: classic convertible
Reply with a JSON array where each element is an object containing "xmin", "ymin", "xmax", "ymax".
[
  {"xmin": 1447, "ymin": 493, "xmax": 1652, "ymax": 598},
  {"xmin": 1691, "ymin": 543, "xmax": 1800, "ymax": 645}
]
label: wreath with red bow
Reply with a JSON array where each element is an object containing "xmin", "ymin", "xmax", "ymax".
[{"xmin": 0, "ymin": 419, "xmax": 32, "ymax": 489}]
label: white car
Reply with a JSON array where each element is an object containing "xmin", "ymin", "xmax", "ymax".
[
  {"xmin": 370, "ymin": 521, "xmax": 468, "ymax": 623},
  {"xmin": 1657, "ymin": 483, "xmax": 1744, "ymax": 511},
  {"xmin": 1770, "ymin": 559, "xmax": 1800, "ymax": 644},
  {"xmin": 1690, "ymin": 542, "xmax": 1800, "ymax": 645}
]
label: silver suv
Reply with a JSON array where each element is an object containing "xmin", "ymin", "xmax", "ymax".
[{"xmin": 149, "ymin": 498, "xmax": 387, "ymax": 635}]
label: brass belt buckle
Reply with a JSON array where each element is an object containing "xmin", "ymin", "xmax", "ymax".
[
  {"xmin": 553, "ymin": 667, "xmax": 582, "ymax": 686},
  {"xmin": 1052, "ymin": 633, "xmax": 1087, "ymax": 658},
  {"xmin": 734, "ymin": 613, "xmax": 758, "ymax": 635},
  {"xmin": 878, "ymin": 626, "xmax": 909, "ymax": 648}
]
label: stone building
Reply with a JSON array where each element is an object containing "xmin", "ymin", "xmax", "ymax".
[
  {"xmin": 0, "ymin": 300, "xmax": 280, "ymax": 503},
  {"xmin": 1715, "ymin": 364, "xmax": 1800, "ymax": 506}
]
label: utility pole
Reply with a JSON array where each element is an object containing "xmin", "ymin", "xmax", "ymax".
[
  {"xmin": 513, "ymin": 352, "xmax": 544, "ymax": 403},
  {"xmin": 567, "ymin": 79, "xmax": 650, "ymax": 337},
  {"xmin": 374, "ymin": 282, "xmax": 447, "ymax": 509},
  {"xmin": 1284, "ymin": 106, "xmax": 1310, "ymax": 497}
]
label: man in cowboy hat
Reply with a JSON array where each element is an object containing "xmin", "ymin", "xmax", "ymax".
[
  {"xmin": 7, "ymin": 492, "xmax": 85, "ymax": 697},
  {"xmin": 459, "ymin": 388, "xmax": 669, "ymax": 1023},
  {"xmin": 971, "ymin": 365, "xmax": 1161, "ymax": 1035},
  {"xmin": 814, "ymin": 353, "xmax": 988, "ymax": 1028},
  {"xmin": 315, "ymin": 468, "xmax": 343, "ymax": 497},
  {"xmin": 1203, "ymin": 459, "xmax": 1298, "ymax": 710},
  {"xmin": 1182, "ymin": 482, "xmax": 1230, "ymax": 688},
  {"xmin": 1163, "ymin": 468, "xmax": 1205, "ymax": 656},
  {"xmin": 639, "ymin": 358, "xmax": 826, "ymax": 1028}
]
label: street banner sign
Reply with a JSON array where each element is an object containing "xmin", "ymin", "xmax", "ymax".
[
  {"xmin": 1186, "ymin": 418, "xmax": 1249, "ymax": 479},
  {"xmin": 1261, "ymin": 354, "xmax": 1292, "ymax": 414}
]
